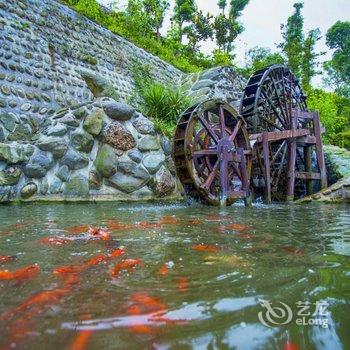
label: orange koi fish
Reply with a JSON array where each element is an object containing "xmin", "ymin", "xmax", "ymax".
[
  {"xmin": 159, "ymin": 215, "xmax": 181, "ymax": 225},
  {"xmin": 66, "ymin": 225, "xmax": 89, "ymax": 234},
  {"xmin": 187, "ymin": 218, "xmax": 201, "ymax": 225},
  {"xmin": 0, "ymin": 264, "xmax": 40, "ymax": 280},
  {"xmin": 0, "ymin": 255, "xmax": 17, "ymax": 264},
  {"xmin": 39, "ymin": 236, "xmax": 71, "ymax": 246},
  {"xmin": 87, "ymin": 227, "xmax": 111, "ymax": 241},
  {"xmin": 177, "ymin": 277, "xmax": 189, "ymax": 292},
  {"xmin": 223, "ymin": 223, "xmax": 249, "ymax": 232},
  {"xmin": 108, "ymin": 248, "xmax": 126, "ymax": 258},
  {"xmin": 53, "ymin": 265, "xmax": 85, "ymax": 276},
  {"xmin": 191, "ymin": 244, "xmax": 220, "ymax": 253},
  {"xmin": 110, "ymin": 259, "xmax": 143, "ymax": 278},
  {"xmin": 70, "ymin": 330, "xmax": 93, "ymax": 350},
  {"xmin": 158, "ymin": 264, "xmax": 169, "ymax": 276},
  {"xmin": 283, "ymin": 341, "xmax": 299, "ymax": 350},
  {"xmin": 136, "ymin": 221, "xmax": 162, "ymax": 229},
  {"xmin": 107, "ymin": 220, "xmax": 133, "ymax": 231},
  {"xmin": 130, "ymin": 293, "xmax": 167, "ymax": 314}
]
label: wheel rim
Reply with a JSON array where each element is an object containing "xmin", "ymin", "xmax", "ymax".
[{"xmin": 173, "ymin": 100, "xmax": 252, "ymax": 206}]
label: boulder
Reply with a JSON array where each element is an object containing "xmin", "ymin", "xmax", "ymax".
[
  {"xmin": 37, "ymin": 136, "xmax": 68, "ymax": 158},
  {"xmin": 64, "ymin": 175, "xmax": 89, "ymax": 197},
  {"xmin": 142, "ymin": 153, "xmax": 165, "ymax": 174},
  {"xmin": 160, "ymin": 136, "xmax": 172, "ymax": 156},
  {"xmin": 73, "ymin": 106, "xmax": 88, "ymax": 119},
  {"xmin": 60, "ymin": 113, "xmax": 79, "ymax": 127},
  {"xmin": 0, "ymin": 143, "xmax": 28, "ymax": 164},
  {"xmin": 108, "ymin": 172, "xmax": 150, "ymax": 194},
  {"xmin": 151, "ymin": 167, "xmax": 176, "ymax": 197},
  {"xmin": 0, "ymin": 112, "xmax": 18, "ymax": 132},
  {"xmin": 24, "ymin": 150, "xmax": 53, "ymax": 178},
  {"xmin": 56, "ymin": 165, "xmax": 70, "ymax": 182},
  {"xmin": 20, "ymin": 182, "xmax": 37, "ymax": 199},
  {"xmin": 46, "ymin": 123, "xmax": 67, "ymax": 136},
  {"xmin": 102, "ymin": 101, "xmax": 134, "ymax": 121},
  {"xmin": 7, "ymin": 124, "xmax": 32, "ymax": 141},
  {"xmin": 60, "ymin": 149, "xmax": 89, "ymax": 170},
  {"xmin": 0, "ymin": 126, "xmax": 5, "ymax": 142},
  {"xmin": 0, "ymin": 186, "xmax": 14, "ymax": 203},
  {"xmin": 94, "ymin": 144, "xmax": 117, "ymax": 178},
  {"xmin": 0, "ymin": 167, "xmax": 22, "ymax": 185},
  {"xmin": 138, "ymin": 135, "xmax": 160, "ymax": 152},
  {"xmin": 83, "ymin": 108, "xmax": 104, "ymax": 136},
  {"xmin": 191, "ymin": 79, "xmax": 215, "ymax": 91},
  {"xmin": 128, "ymin": 149, "xmax": 143, "ymax": 163},
  {"xmin": 104, "ymin": 121, "xmax": 136, "ymax": 151},
  {"xmin": 71, "ymin": 130, "xmax": 94, "ymax": 153},
  {"xmin": 40, "ymin": 177, "xmax": 49, "ymax": 195},
  {"xmin": 80, "ymin": 71, "xmax": 119, "ymax": 100},
  {"xmin": 133, "ymin": 115, "xmax": 155, "ymax": 135},
  {"xmin": 49, "ymin": 176, "xmax": 62, "ymax": 194}
]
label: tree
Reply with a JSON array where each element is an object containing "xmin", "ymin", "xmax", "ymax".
[
  {"xmin": 173, "ymin": 0, "xmax": 197, "ymax": 43},
  {"xmin": 213, "ymin": 0, "xmax": 249, "ymax": 55},
  {"xmin": 302, "ymin": 29, "xmax": 321, "ymax": 89},
  {"xmin": 324, "ymin": 21, "xmax": 350, "ymax": 97},
  {"xmin": 279, "ymin": 2, "xmax": 304, "ymax": 77},
  {"xmin": 218, "ymin": 0, "xmax": 227, "ymax": 14},
  {"xmin": 241, "ymin": 46, "xmax": 285, "ymax": 78},
  {"xmin": 143, "ymin": 0, "xmax": 170, "ymax": 38},
  {"xmin": 279, "ymin": 2, "xmax": 321, "ymax": 89}
]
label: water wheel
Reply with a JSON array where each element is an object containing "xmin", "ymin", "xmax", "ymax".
[
  {"xmin": 240, "ymin": 64, "xmax": 309, "ymax": 201},
  {"xmin": 173, "ymin": 100, "xmax": 252, "ymax": 206}
]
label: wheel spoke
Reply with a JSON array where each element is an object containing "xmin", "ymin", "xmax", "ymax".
[
  {"xmin": 228, "ymin": 119, "xmax": 242, "ymax": 142},
  {"xmin": 198, "ymin": 112, "xmax": 219, "ymax": 144},
  {"xmin": 219, "ymin": 149, "xmax": 229, "ymax": 201},
  {"xmin": 219, "ymin": 105, "xmax": 226, "ymax": 138},
  {"xmin": 193, "ymin": 149, "xmax": 218, "ymax": 157},
  {"xmin": 201, "ymin": 159, "xmax": 220, "ymax": 190}
]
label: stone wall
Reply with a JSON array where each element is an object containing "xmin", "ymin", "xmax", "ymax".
[
  {"xmin": 0, "ymin": 0, "xmax": 182, "ymax": 144},
  {"xmin": 0, "ymin": 98, "xmax": 180, "ymax": 202}
]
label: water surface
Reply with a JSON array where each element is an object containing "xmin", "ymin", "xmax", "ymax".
[{"xmin": 0, "ymin": 202, "xmax": 349, "ymax": 349}]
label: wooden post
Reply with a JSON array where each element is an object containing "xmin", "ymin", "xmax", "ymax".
[
  {"xmin": 262, "ymin": 133, "xmax": 271, "ymax": 204},
  {"xmin": 313, "ymin": 112, "xmax": 328, "ymax": 189},
  {"xmin": 238, "ymin": 147, "xmax": 252, "ymax": 207},
  {"xmin": 304, "ymin": 145, "xmax": 313, "ymax": 195},
  {"xmin": 286, "ymin": 111, "xmax": 297, "ymax": 201}
]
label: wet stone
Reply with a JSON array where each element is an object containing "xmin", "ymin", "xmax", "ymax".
[
  {"xmin": 64, "ymin": 174, "xmax": 89, "ymax": 197},
  {"xmin": 102, "ymin": 101, "xmax": 134, "ymax": 121},
  {"xmin": 56, "ymin": 165, "xmax": 70, "ymax": 182},
  {"xmin": 60, "ymin": 149, "xmax": 89, "ymax": 170},
  {"xmin": 20, "ymin": 182, "xmax": 37, "ymax": 199}
]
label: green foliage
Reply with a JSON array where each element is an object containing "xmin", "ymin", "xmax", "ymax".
[
  {"xmin": 212, "ymin": 49, "xmax": 232, "ymax": 66},
  {"xmin": 173, "ymin": 0, "xmax": 197, "ymax": 43},
  {"xmin": 279, "ymin": 2, "xmax": 321, "ymax": 89},
  {"xmin": 324, "ymin": 21, "xmax": 350, "ymax": 97},
  {"xmin": 240, "ymin": 46, "xmax": 285, "ymax": 78},
  {"xmin": 213, "ymin": 0, "xmax": 249, "ymax": 55},
  {"xmin": 131, "ymin": 63, "xmax": 193, "ymax": 136},
  {"xmin": 307, "ymin": 88, "xmax": 349, "ymax": 148}
]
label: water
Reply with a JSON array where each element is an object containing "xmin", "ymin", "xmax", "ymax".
[{"xmin": 0, "ymin": 202, "xmax": 349, "ymax": 349}]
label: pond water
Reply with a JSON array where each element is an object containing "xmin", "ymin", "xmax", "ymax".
[{"xmin": 0, "ymin": 202, "xmax": 349, "ymax": 350}]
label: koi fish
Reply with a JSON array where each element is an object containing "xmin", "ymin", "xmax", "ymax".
[
  {"xmin": 87, "ymin": 227, "xmax": 111, "ymax": 241},
  {"xmin": 107, "ymin": 220, "xmax": 133, "ymax": 231},
  {"xmin": 39, "ymin": 236, "xmax": 71, "ymax": 246},
  {"xmin": 110, "ymin": 259, "xmax": 143, "ymax": 278},
  {"xmin": 66, "ymin": 225, "xmax": 89, "ymax": 234},
  {"xmin": 191, "ymin": 244, "xmax": 220, "ymax": 253},
  {"xmin": 136, "ymin": 221, "xmax": 162, "ymax": 229},
  {"xmin": 159, "ymin": 215, "xmax": 181, "ymax": 225},
  {"xmin": 70, "ymin": 330, "xmax": 93, "ymax": 350},
  {"xmin": 108, "ymin": 248, "xmax": 126, "ymax": 258},
  {"xmin": 283, "ymin": 341, "xmax": 298, "ymax": 350},
  {"xmin": 223, "ymin": 223, "xmax": 250, "ymax": 232},
  {"xmin": 177, "ymin": 277, "xmax": 189, "ymax": 292},
  {"xmin": 0, "ymin": 264, "xmax": 40, "ymax": 280},
  {"xmin": 158, "ymin": 264, "xmax": 169, "ymax": 276},
  {"xmin": 187, "ymin": 218, "xmax": 201, "ymax": 225},
  {"xmin": 53, "ymin": 265, "xmax": 84, "ymax": 276},
  {"xmin": 129, "ymin": 293, "xmax": 167, "ymax": 314},
  {"xmin": 0, "ymin": 255, "xmax": 17, "ymax": 264}
]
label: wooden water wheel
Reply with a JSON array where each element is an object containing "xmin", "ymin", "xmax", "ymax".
[
  {"xmin": 173, "ymin": 100, "xmax": 252, "ymax": 206},
  {"xmin": 240, "ymin": 64, "xmax": 327, "ymax": 202}
]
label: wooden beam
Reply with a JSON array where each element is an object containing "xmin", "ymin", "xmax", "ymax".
[
  {"xmin": 295, "ymin": 171, "xmax": 321, "ymax": 180},
  {"xmin": 313, "ymin": 112, "xmax": 328, "ymax": 189},
  {"xmin": 296, "ymin": 135, "xmax": 316, "ymax": 145},
  {"xmin": 304, "ymin": 146, "xmax": 313, "ymax": 195},
  {"xmin": 262, "ymin": 133, "xmax": 271, "ymax": 204},
  {"xmin": 286, "ymin": 113, "xmax": 297, "ymax": 201},
  {"xmin": 292, "ymin": 109, "xmax": 314, "ymax": 120},
  {"xmin": 250, "ymin": 129, "xmax": 310, "ymax": 143}
]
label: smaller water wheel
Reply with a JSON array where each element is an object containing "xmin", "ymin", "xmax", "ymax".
[{"xmin": 173, "ymin": 100, "xmax": 252, "ymax": 206}]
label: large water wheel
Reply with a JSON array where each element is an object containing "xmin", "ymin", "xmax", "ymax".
[
  {"xmin": 240, "ymin": 64, "xmax": 312, "ymax": 201},
  {"xmin": 173, "ymin": 100, "xmax": 252, "ymax": 206}
]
